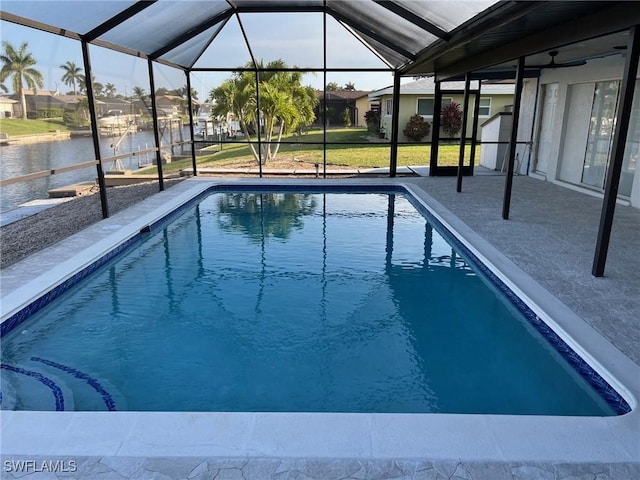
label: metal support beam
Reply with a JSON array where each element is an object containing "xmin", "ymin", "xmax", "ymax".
[
  {"xmin": 429, "ymin": 80, "xmax": 442, "ymax": 175},
  {"xmin": 456, "ymin": 73, "xmax": 471, "ymax": 192},
  {"xmin": 389, "ymin": 72, "xmax": 401, "ymax": 177},
  {"xmin": 185, "ymin": 71, "xmax": 198, "ymax": 176},
  {"xmin": 81, "ymin": 41, "xmax": 109, "ymax": 219},
  {"xmin": 593, "ymin": 25, "xmax": 640, "ymax": 277},
  {"xmin": 151, "ymin": 9, "xmax": 234, "ymax": 60},
  {"xmin": 255, "ymin": 71, "xmax": 263, "ymax": 176},
  {"xmin": 147, "ymin": 59, "xmax": 165, "ymax": 191},
  {"xmin": 502, "ymin": 56, "xmax": 525, "ymax": 220},
  {"xmin": 323, "ymin": 6, "xmax": 327, "ymax": 179},
  {"xmin": 469, "ymin": 82, "xmax": 482, "ymax": 168}
]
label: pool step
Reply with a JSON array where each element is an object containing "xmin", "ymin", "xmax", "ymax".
[
  {"xmin": 0, "ymin": 362, "xmax": 75, "ymax": 411},
  {"xmin": 1, "ymin": 358, "xmax": 122, "ymax": 411}
]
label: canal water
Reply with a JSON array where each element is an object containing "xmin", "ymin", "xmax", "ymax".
[{"xmin": 0, "ymin": 130, "xmax": 188, "ymax": 213}]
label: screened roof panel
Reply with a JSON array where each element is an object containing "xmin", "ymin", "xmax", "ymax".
[
  {"xmin": 233, "ymin": 0, "xmax": 324, "ymax": 9},
  {"xmin": 397, "ymin": 1, "xmax": 497, "ymax": 32},
  {"xmin": 325, "ymin": 15, "xmax": 389, "ymax": 68},
  {"xmin": 1, "ymin": 0, "xmax": 138, "ymax": 35},
  {"xmin": 1, "ymin": 0, "xmax": 505, "ymax": 71},
  {"xmin": 240, "ymin": 12, "xmax": 324, "ymax": 68},
  {"xmin": 159, "ymin": 21, "xmax": 226, "ymax": 69},
  {"xmin": 326, "ymin": 0, "xmax": 438, "ymax": 55},
  {"xmin": 192, "ymin": 16, "xmax": 254, "ymax": 69},
  {"xmin": 343, "ymin": 26, "xmax": 410, "ymax": 68},
  {"xmin": 99, "ymin": 0, "xmax": 230, "ymax": 55}
]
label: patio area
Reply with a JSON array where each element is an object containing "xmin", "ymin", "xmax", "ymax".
[{"xmin": 405, "ymin": 172, "xmax": 640, "ymax": 367}]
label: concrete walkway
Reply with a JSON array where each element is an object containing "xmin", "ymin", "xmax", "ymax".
[{"xmin": 403, "ymin": 173, "xmax": 640, "ymax": 366}]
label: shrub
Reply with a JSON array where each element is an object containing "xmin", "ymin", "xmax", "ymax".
[
  {"xmin": 364, "ymin": 109, "xmax": 380, "ymax": 133},
  {"xmin": 342, "ymin": 107, "xmax": 352, "ymax": 127},
  {"xmin": 441, "ymin": 101, "xmax": 463, "ymax": 137},
  {"xmin": 62, "ymin": 108, "xmax": 89, "ymax": 128},
  {"xmin": 403, "ymin": 114, "xmax": 431, "ymax": 142}
]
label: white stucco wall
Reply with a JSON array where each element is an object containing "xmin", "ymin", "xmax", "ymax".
[
  {"xmin": 379, "ymin": 92, "xmax": 514, "ymax": 143},
  {"xmin": 526, "ymin": 55, "xmax": 639, "ymax": 208}
]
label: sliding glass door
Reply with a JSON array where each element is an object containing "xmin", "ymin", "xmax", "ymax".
[{"xmin": 581, "ymin": 81, "xmax": 638, "ymax": 197}]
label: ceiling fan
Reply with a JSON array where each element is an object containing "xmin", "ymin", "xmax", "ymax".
[{"xmin": 526, "ymin": 50, "xmax": 587, "ymax": 69}]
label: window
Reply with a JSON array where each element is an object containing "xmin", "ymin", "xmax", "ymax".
[
  {"xmin": 479, "ymin": 97, "xmax": 491, "ymax": 116},
  {"xmin": 385, "ymin": 98, "xmax": 393, "ymax": 115},
  {"xmin": 417, "ymin": 98, "xmax": 433, "ymax": 116},
  {"xmin": 417, "ymin": 97, "xmax": 452, "ymax": 117}
]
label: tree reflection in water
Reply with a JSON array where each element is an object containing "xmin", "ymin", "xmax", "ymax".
[{"xmin": 216, "ymin": 192, "xmax": 318, "ymax": 242}]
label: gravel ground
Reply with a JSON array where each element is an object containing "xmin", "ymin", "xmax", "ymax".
[{"xmin": 0, "ymin": 179, "xmax": 184, "ymax": 269}]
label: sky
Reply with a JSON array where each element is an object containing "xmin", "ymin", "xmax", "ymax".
[{"xmin": 0, "ymin": 9, "xmax": 397, "ymax": 100}]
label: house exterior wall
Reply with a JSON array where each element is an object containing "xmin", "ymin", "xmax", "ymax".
[
  {"xmin": 525, "ymin": 55, "xmax": 639, "ymax": 208},
  {"xmin": 354, "ymin": 96, "xmax": 372, "ymax": 127},
  {"xmin": 379, "ymin": 92, "xmax": 514, "ymax": 142}
]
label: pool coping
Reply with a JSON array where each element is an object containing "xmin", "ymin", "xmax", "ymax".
[{"xmin": 1, "ymin": 177, "xmax": 639, "ymax": 465}]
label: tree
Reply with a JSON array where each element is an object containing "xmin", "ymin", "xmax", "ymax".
[
  {"xmin": 60, "ymin": 61, "xmax": 83, "ymax": 95},
  {"xmin": 210, "ymin": 59, "xmax": 318, "ymax": 164},
  {"xmin": 441, "ymin": 101, "xmax": 463, "ymax": 137},
  {"xmin": 92, "ymin": 81, "xmax": 104, "ymax": 98},
  {"xmin": 344, "ymin": 82, "xmax": 356, "ymax": 91},
  {"xmin": 104, "ymin": 83, "xmax": 117, "ymax": 98},
  {"xmin": 326, "ymin": 81, "xmax": 341, "ymax": 91},
  {"xmin": 0, "ymin": 41, "xmax": 44, "ymax": 119},
  {"xmin": 132, "ymin": 86, "xmax": 147, "ymax": 100}
]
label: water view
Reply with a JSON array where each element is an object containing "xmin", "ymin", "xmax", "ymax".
[{"xmin": 0, "ymin": 130, "xmax": 189, "ymax": 212}]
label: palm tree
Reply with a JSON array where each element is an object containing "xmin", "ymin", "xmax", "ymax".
[
  {"xmin": 105, "ymin": 83, "xmax": 117, "ymax": 98},
  {"xmin": 344, "ymin": 82, "xmax": 356, "ymax": 91},
  {"xmin": 92, "ymin": 81, "xmax": 104, "ymax": 98},
  {"xmin": 0, "ymin": 41, "xmax": 44, "ymax": 119},
  {"xmin": 210, "ymin": 60, "xmax": 318, "ymax": 165},
  {"xmin": 326, "ymin": 81, "xmax": 341, "ymax": 91},
  {"xmin": 60, "ymin": 61, "xmax": 83, "ymax": 95},
  {"xmin": 132, "ymin": 86, "xmax": 147, "ymax": 100}
]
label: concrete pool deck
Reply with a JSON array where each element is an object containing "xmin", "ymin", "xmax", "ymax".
[{"xmin": 1, "ymin": 176, "xmax": 639, "ymax": 479}]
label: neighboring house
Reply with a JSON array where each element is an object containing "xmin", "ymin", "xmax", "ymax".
[
  {"xmin": 0, "ymin": 96, "xmax": 18, "ymax": 118},
  {"xmin": 510, "ymin": 54, "xmax": 640, "ymax": 208},
  {"xmin": 315, "ymin": 90, "xmax": 377, "ymax": 128},
  {"xmin": 10, "ymin": 90, "xmax": 68, "ymax": 118},
  {"xmin": 97, "ymin": 97, "xmax": 134, "ymax": 116},
  {"xmin": 156, "ymin": 95, "xmax": 185, "ymax": 117},
  {"xmin": 368, "ymin": 77, "xmax": 515, "ymax": 141}
]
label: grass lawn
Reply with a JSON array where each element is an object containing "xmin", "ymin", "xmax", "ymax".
[
  {"xmin": 141, "ymin": 127, "xmax": 479, "ymax": 174},
  {"xmin": 0, "ymin": 118, "xmax": 70, "ymax": 136}
]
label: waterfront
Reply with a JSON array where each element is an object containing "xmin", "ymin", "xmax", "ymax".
[{"xmin": 0, "ymin": 129, "xmax": 188, "ymax": 212}]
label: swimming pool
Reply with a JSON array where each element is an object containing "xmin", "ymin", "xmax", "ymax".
[
  {"xmin": 1, "ymin": 178, "xmax": 638, "ymax": 470},
  {"xmin": 0, "ymin": 184, "xmax": 629, "ymax": 416}
]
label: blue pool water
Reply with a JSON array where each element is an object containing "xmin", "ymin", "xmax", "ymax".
[{"xmin": 0, "ymin": 190, "xmax": 622, "ymax": 415}]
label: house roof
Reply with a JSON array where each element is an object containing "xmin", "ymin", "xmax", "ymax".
[
  {"xmin": 367, "ymin": 77, "xmax": 515, "ymax": 100},
  {"xmin": 317, "ymin": 90, "xmax": 370, "ymax": 101}
]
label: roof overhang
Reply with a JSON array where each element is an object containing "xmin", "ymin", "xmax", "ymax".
[{"xmin": 402, "ymin": 1, "xmax": 640, "ymax": 81}]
